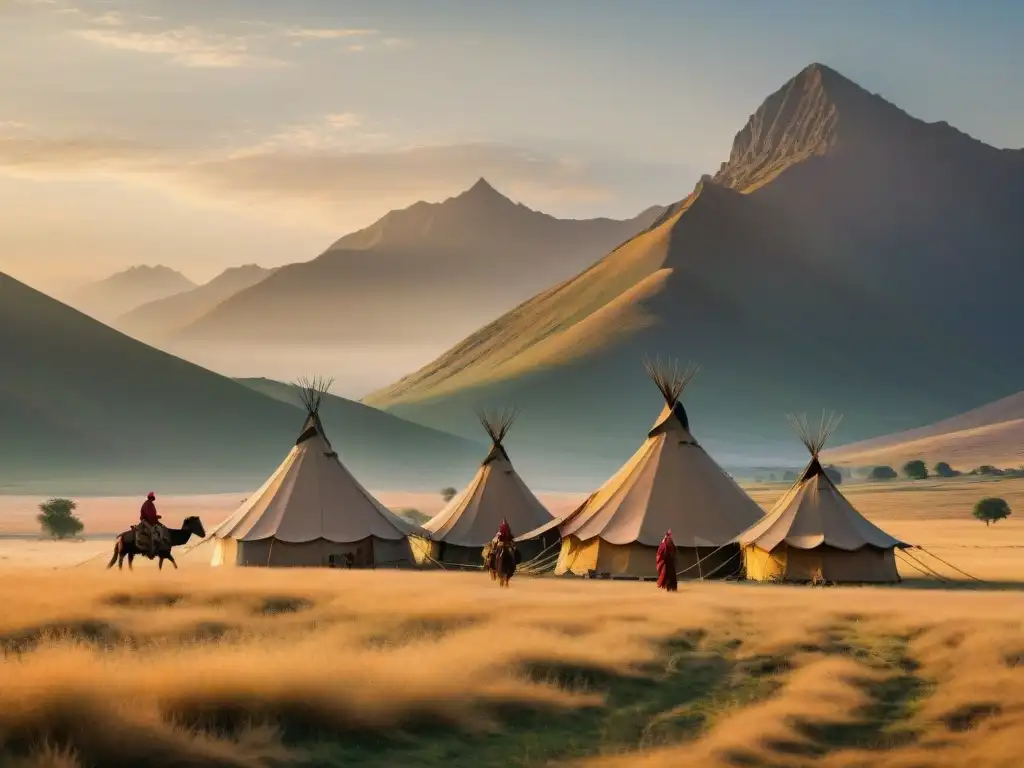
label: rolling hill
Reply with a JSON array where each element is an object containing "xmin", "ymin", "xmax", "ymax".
[
  {"xmin": 115, "ymin": 264, "xmax": 275, "ymax": 342},
  {"xmin": 0, "ymin": 273, "xmax": 487, "ymax": 495},
  {"xmin": 66, "ymin": 265, "xmax": 196, "ymax": 324},
  {"xmin": 173, "ymin": 179, "xmax": 666, "ymax": 349},
  {"xmin": 364, "ymin": 63, "xmax": 1024, "ymax": 484},
  {"xmin": 824, "ymin": 391, "xmax": 1024, "ymax": 470}
]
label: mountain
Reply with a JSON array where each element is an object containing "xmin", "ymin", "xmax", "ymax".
[
  {"xmin": 824, "ymin": 391, "xmax": 1024, "ymax": 470},
  {"xmin": 173, "ymin": 180, "xmax": 667, "ymax": 349},
  {"xmin": 67, "ymin": 265, "xmax": 196, "ymax": 324},
  {"xmin": 364, "ymin": 63, "xmax": 1024, "ymax": 487},
  {"xmin": 115, "ymin": 264, "xmax": 275, "ymax": 341},
  {"xmin": 0, "ymin": 273, "xmax": 487, "ymax": 495}
]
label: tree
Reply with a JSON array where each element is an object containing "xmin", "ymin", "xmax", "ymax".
[
  {"xmin": 440, "ymin": 486, "xmax": 457, "ymax": 503},
  {"xmin": 869, "ymin": 465, "xmax": 898, "ymax": 480},
  {"xmin": 902, "ymin": 459, "xmax": 928, "ymax": 480},
  {"xmin": 37, "ymin": 498, "xmax": 84, "ymax": 539},
  {"xmin": 823, "ymin": 465, "xmax": 842, "ymax": 485},
  {"xmin": 397, "ymin": 508, "xmax": 431, "ymax": 526},
  {"xmin": 933, "ymin": 461, "xmax": 959, "ymax": 478},
  {"xmin": 973, "ymin": 497, "xmax": 1011, "ymax": 526}
]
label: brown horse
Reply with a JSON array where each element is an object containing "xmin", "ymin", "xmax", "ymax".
[
  {"xmin": 489, "ymin": 541, "xmax": 520, "ymax": 587},
  {"xmin": 106, "ymin": 516, "xmax": 206, "ymax": 572}
]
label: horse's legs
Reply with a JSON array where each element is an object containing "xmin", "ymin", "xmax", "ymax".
[
  {"xmin": 166, "ymin": 553, "xmax": 178, "ymax": 569},
  {"xmin": 127, "ymin": 553, "xmax": 135, "ymax": 571},
  {"xmin": 158, "ymin": 557, "xmax": 164, "ymax": 571}
]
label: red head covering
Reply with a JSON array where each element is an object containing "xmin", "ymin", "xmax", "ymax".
[
  {"xmin": 497, "ymin": 518, "xmax": 513, "ymax": 539},
  {"xmin": 147, "ymin": 492, "xmax": 156, "ymax": 500}
]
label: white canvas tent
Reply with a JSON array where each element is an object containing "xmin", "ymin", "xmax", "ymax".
[
  {"xmin": 210, "ymin": 377, "xmax": 418, "ymax": 568},
  {"xmin": 418, "ymin": 409, "xmax": 554, "ymax": 566},
  {"xmin": 738, "ymin": 413, "xmax": 907, "ymax": 583},
  {"xmin": 537, "ymin": 359, "xmax": 764, "ymax": 579}
]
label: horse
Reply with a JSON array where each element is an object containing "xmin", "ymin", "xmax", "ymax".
[
  {"xmin": 106, "ymin": 516, "xmax": 206, "ymax": 572},
  {"xmin": 492, "ymin": 541, "xmax": 521, "ymax": 588}
]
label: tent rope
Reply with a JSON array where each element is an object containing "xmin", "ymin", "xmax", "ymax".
[
  {"xmin": 700, "ymin": 548, "xmax": 741, "ymax": 580},
  {"xmin": 674, "ymin": 542, "xmax": 731, "ymax": 578},
  {"xmin": 896, "ymin": 550, "xmax": 951, "ymax": 583},
  {"xmin": 912, "ymin": 546, "xmax": 986, "ymax": 582}
]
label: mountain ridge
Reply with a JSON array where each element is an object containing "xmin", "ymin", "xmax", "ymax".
[
  {"xmin": 67, "ymin": 264, "xmax": 197, "ymax": 324},
  {"xmin": 166, "ymin": 180, "xmax": 668, "ymax": 378},
  {"xmin": 116, "ymin": 264, "xmax": 276, "ymax": 341},
  {"xmin": 364, "ymin": 62, "xmax": 1024, "ymax": 480}
]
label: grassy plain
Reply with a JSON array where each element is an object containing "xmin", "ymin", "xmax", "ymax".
[{"xmin": 2, "ymin": 476, "xmax": 1024, "ymax": 767}]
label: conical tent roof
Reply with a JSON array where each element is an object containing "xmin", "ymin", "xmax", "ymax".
[
  {"xmin": 212, "ymin": 377, "xmax": 417, "ymax": 544},
  {"xmin": 423, "ymin": 408, "xmax": 552, "ymax": 547},
  {"xmin": 552, "ymin": 360, "xmax": 764, "ymax": 547},
  {"xmin": 738, "ymin": 413, "xmax": 905, "ymax": 551}
]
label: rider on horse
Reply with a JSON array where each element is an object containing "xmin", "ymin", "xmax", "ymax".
[
  {"xmin": 138, "ymin": 491, "xmax": 164, "ymax": 558},
  {"xmin": 496, "ymin": 518, "xmax": 514, "ymax": 546}
]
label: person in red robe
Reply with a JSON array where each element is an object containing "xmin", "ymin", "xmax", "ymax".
[
  {"xmin": 139, "ymin": 492, "xmax": 161, "ymax": 556},
  {"xmin": 496, "ymin": 518, "xmax": 514, "ymax": 545},
  {"xmin": 656, "ymin": 529, "xmax": 678, "ymax": 592}
]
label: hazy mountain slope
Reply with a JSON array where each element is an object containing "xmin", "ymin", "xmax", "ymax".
[
  {"xmin": 236, "ymin": 377, "xmax": 485, "ymax": 486},
  {"xmin": 825, "ymin": 391, "xmax": 1024, "ymax": 469},
  {"xmin": 116, "ymin": 265, "xmax": 275, "ymax": 341},
  {"xmin": 67, "ymin": 265, "xmax": 196, "ymax": 324},
  {"xmin": 364, "ymin": 63, "xmax": 1024, "ymax": 483},
  {"xmin": 174, "ymin": 180, "xmax": 667, "ymax": 348},
  {"xmin": 0, "ymin": 274, "xmax": 486, "ymax": 495}
]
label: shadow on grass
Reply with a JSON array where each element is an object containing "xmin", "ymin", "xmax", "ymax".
[{"xmin": 291, "ymin": 630, "xmax": 786, "ymax": 768}]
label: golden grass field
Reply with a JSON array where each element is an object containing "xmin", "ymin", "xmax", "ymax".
[{"xmin": 3, "ymin": 476, "xmax": 1024, "ymax": 767}]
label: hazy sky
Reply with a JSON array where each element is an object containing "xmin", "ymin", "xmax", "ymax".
[{"xmin": 1, "ymin": 0, "xmax": 1022, "ymax": 289}]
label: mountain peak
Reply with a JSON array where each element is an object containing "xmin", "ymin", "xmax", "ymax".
[
  {"xmin": 714, "ymin": 62, "xmax": 910, "ymax": 191},
  {"xmin": 458, "ymin": 176, "xmax": 511, "ymax": 204}
]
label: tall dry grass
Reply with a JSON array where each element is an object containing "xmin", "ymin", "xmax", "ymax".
[{"xmin": 3, "ymin": 567, "xmax": 1024, "ymax": 766}]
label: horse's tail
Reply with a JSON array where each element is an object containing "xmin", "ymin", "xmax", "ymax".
[{"xmin": 106, "ymin": 536, "xmax": 121, "ymax": 569}]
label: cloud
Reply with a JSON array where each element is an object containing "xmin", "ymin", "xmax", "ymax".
[
  {"xmin": 326, "ymin": 113, "xmax": 361, "ymax": 129},
  {"xmin": 286, "ymin": 28, "xmax": 378, "ymax": 40},
  {"xmin": 381, "ymin": 37, "xmax": 411, "ymax": 49},
  {"xmin": 0, "ymin": 126, "xmax": 620, "ymax": 228},
  {"xmin": 72, "ymin": 25, "xmax": 284, "ymax": 68}
]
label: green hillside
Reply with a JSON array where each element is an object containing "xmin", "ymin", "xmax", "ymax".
[{"xmin": 0, "ymin": 274, "xmax": 481, "ymax": 495}]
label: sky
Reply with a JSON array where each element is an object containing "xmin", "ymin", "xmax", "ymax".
[{"xmin": 1, "ymin": 0, "xmax": 1022, "ymax": 290}]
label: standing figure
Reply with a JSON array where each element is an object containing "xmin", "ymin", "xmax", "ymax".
[
  {"xmin": 656, "ymin": 529, "xmax": 678, "ymax": 592},
  {"xmin": 139, "ymin": 491, "xmax": 162, "ymax": 558}
]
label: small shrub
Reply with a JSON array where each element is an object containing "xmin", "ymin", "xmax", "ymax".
[
  {"xmin": 976, "ymin": 465, "xmax": 1005, "ymax": 476},
  {"xmin": 440, "ymin": 486, "xmax": 458, "ymax": 503},
  {"xmin": 933, "ymin": 461, "xmax": 960, "ymax": 478},
  {"xmin": 869, "ymin": 466, "xmax": 898, "ymax": 480}
]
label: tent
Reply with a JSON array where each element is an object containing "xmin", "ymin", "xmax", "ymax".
[
  {"xmin": 540, "ymin": 359, "xmax": 765, "ymax": 579},
  {"xmin": 418, "ymin": 409, "xmax": 555, "ymax": 566},
  {"xmin": 737, "ymin": 413, "xmax": 907, "ymax": 583},
  {"xmin": 210, "ymin": 377, "xmax": 419, "ymax": 568}
]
